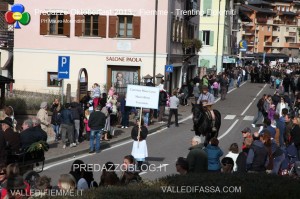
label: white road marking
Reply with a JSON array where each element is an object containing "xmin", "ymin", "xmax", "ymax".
[
  {"xmin": 218, "ymin": 119, "xmax": 239, "ymax": 140},
  {"xmin": 241, "ymin": 84, "xmax": 267, "ymax": 115},
  {"xmin": 243, "ymin": 116, "xmax": 254, "ymax": 121},
  {"xmin": 44, "ymin": 82, "xmax": 248, "ymax": 170},
  {"xmin": 224, "ymin": 115, "xmax": 236, "ymax": 120}
]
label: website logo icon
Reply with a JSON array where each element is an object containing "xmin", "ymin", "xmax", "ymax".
[{"xmin": 5, "ymin": 4, "xmax": 30, "ymax": 29}]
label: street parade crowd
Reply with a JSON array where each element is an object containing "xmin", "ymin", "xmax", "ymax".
[{"xmin": 0, "ymin": 63, "xmax": 300, "ymax": 197}]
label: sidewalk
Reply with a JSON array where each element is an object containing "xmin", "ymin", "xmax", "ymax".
[{"xmin": 44, "ymin": 104, "xmax": 193, "ymax": 164}]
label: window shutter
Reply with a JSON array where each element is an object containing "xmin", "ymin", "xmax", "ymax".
[
  {"xmin": 109, "ymin": 16, "xmax": 117, "ymax": 38},
  {"xmin": 98, "ymin": 15, "xmax": 107, "ymax": 38},
  {"xmin": 133, "ymin": 16, "xmax": 141, "ymax": 39},
  {"xmin": 199, "ymin": 31, "xmax": 202, "ymax": 41},
  {"xmin": 75, "ymin": 15, "xmax": 84, "ymax": 36},
  {"xmin": 209, "ymin": 31, "xmax": 214, "ymax": 46},
  {"xmin": 40, "ymin": 14, "xmax": 49, "ymax": 35},
  {"xmin": 63, "ymin": 14, "xmax": 71, "ymax": 37}
]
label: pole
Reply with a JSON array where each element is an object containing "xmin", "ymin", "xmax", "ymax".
[
  {"xmin": 216, "ymin": 0, "xmax": 221, "ymax": 72},
  {"xmin": 61, "ymin": 79, "xmax": 64, "ymax": 104},
  {"xmin": 166, "ymin": 0, "xmax": 172, "ymax": 92},
  {"xmin": 153, "ymin": 0, "xmax": 158, "ymax": 86},
  {"xmin": 138, "ymin": 107, "xmax": 143, "ymax": 148}
]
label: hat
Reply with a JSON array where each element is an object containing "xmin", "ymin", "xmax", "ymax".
[
  {"xmin": 3, "ymin": 175, "xmax": 27, "ymax": 190},
  {"xmin": 40, "ymin": 101, "xmax": 48, "ymax": 109},
  {"xmin": 241, "ymin": 127, "xmax": 251, "ymax": 133},
  {"xmin": 202, "ymin": 85, "xmax": 209, "ymax": 90},
  {"xmin": 0, "ymin": 117, "xmax": 13, "ymax": 128}
]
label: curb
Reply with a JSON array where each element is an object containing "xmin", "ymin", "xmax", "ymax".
[{"xmin": 44, "ymin": 122, "xmax": 169, "ymax": 165}]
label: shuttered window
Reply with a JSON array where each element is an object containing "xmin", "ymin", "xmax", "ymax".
[
  {"xmin": 108, "ymin": 15, "xmax": 140, "ymax": 39},
  {"xmin": 203, "ymin": 0, "xmax": 212, "ymax": 16},
  {"xmin": 40, "ymin": 14, "xmax": 70, "ymax": 37},
  {"xmin": 75, "ymin": 15, "xmax": 106, "ymax": 37}
]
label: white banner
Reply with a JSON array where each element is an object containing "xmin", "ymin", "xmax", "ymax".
[{"xmin": 126, "ymin": 85, "xmax": 160, "ymax": 109}]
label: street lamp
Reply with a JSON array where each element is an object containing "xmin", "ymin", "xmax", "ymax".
[
  {"xmin": 155, "ymin": 73, "xmax": 164, "ymax": 86},
  {"xmin": 215, "ymin": 0, "xmax": 221, "ymax": 72}
]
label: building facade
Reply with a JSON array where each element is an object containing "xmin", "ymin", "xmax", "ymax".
[
  {"xmin": 239, "ymin": 0, "xmax": 300, "ymax": 61},
  {"xmin": 198, "ymin": 0, "xmax": 236, "ymax": 72},
  {"xmin": 11, "ymin": 0, "xmax": 200, "ymax": 99}
]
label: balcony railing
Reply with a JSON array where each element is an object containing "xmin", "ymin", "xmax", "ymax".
[
  {"xmin": 274, "ymin": 20, "xmax": 283, "ymax": 24},
  {"xmin": 289, "ymin": 32, "xmax": 296, "ymax": 36},
  {"xmin": 244, "ymin": 29, "xmax": 255, "ymax": 34},
  {"xmin": 256, "ymin": 18, "xmax": 267, "ymax": 23},
  {"xmin": 286, "ymin": 21, "xmax": 297, "ymax": 25},
  {"xmin": 265, "ymin": 42, "xmax": 272, "ymax": 46},
  {"xmin": 289, "ymin": 43, "xmax": 300, "ymax": 48}
]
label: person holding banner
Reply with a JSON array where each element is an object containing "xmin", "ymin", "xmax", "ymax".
[{"xmin": 131, "ymin": 118, "xmax": 148, "ymax": 170}]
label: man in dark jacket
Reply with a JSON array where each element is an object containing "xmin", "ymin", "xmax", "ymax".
[
  {"xmin": 0, "ymin": 117, "xmax": 20, "ymax": 154},
  {"xmin": 71, "ymin": 101, "xmax": 83, "ymax": 144},
  {"xmin": 20, "ymin": 118, "xmax": 47, "ymax": 150},
  {"xmin": 88, "ymin": 105, "xmax": 106, "ymax": 153},
  {"xmin": 186, "ymin": 136, "xmax": 208, "ymax": 173},
  {"xmin": 60, "ymin": 103, "xmax": 75, "ymax": 149},
  {"xmin": 158, "ymin": 89, "xmax": 167, "ymax": 123},
  {"xmin": 246, "ymin": 132, "xmax": 269, "ymax": 172},
  {"xmin": 252, "ymin": 94, "xmax": 266, "ymax": 127}
]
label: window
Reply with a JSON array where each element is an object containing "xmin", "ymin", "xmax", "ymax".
[
  {"xmin": 268, "ymin": 26, "xmax": 271, "ymax": 31},
  {"xmin": 203, "ymin": 0, "xmax": 212, "ymax": 16},
  {"xmin": 109, "ymin": 16, "xmax": 140, "ymax": 39},
  {"xmin": 47, "ymin": 72, "xmax": 62, "ymax": 87},
  {"xmin": 202, "ymin": 31, "xmax": 214, "ymax": 45},
  {"xmin": 75, "ymin": 15, "xmax": 106, "ymax": 37},
  {"xmin": 286, "ymin": 27, "xmax": 289, "ymax": 31},
  {"xmin": 49, "ymin": 15, "xmax": 64, "ymax": 35},
  {"xmin": 40, "ymin": 14, "xmax": 70, "ymax": 36},
  {"xmin": 84, "ymin": 15, "xmax": 99, "ymax": 36},
  {"xmin": 118, "ymin": 16, "xmax": 133, "ymax": 38}
]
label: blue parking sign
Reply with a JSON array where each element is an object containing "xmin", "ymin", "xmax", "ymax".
[
  {"xmin": 165, "ymin": 65, "xmax": 173, "ymax": 73},
  {"xmin": 58, "ymin": 56, "xmax": 70, "ymax": 79}
]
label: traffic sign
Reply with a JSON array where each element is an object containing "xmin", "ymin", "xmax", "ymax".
[
  {"xmin": 239, "ymin": 40, "xmax": 248, "ymax": 52},
  {"xmin": 165, "ymin": 65, "xmax": 173, "ymax": 73},
  {"xmin": 58, "ymin": 56, "xmax": 70, "ymax": 79}
]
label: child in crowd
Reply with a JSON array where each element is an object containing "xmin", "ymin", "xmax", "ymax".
[
  {"xmin": 84, "ymin": 110, "xmax": 91, "ymax": 141},
  {"xmin": 91, "ymin": 83, "xmax": 101, "ymax": 109},
  {"xmin": 212, "ymin": 80, "xmax": 219, "ymax": 98}
]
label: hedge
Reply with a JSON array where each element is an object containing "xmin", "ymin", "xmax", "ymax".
[{"xmin": 39, "ymin": 173, "xmax": 300, "ymax": 199}]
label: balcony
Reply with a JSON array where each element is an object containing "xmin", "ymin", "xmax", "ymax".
[
  {"xmin": 288, "ymin": 43, "xmax": 300, "ymax": 48},
  {"xmin": 274, "ymin": 20, "xmax": 284, "ymax": 24},
  {"xmin": 288, "ymin": 32, "xmax": 296, "ymax": 37},
  {"xmin": 265, "ymin": 42, "xmax": 272, "ymax": 46},
  {"xmin": 286, "ymin": 21, "xmax": 297, "ymax": 25},
  {"xmin": 244, "ymin": 29, "xmax": 255, "ymax": 35},
  {"xmin": 272, "ymin": 42, "xmax": 281, "ymax": 47},
  {"xmin": 247, "ymin": 41, "xmax": 255, "ymax": 46},
  {"xmin": 272, "ymin": 31, "xmax": 280, "ymax": 36},
  {"xmin": 256, "ymin": 18, "xmax": 267, "ymax": 24}
]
